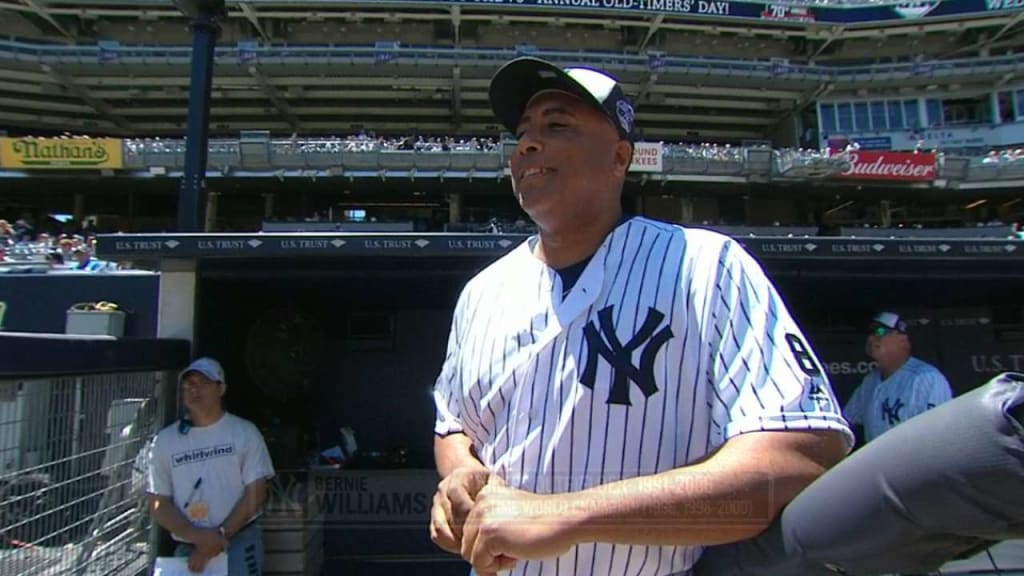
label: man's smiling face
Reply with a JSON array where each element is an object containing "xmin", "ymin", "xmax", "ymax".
[{"xmin": 509, "ymin": 90, "xmax": 629, "ymax": 231}]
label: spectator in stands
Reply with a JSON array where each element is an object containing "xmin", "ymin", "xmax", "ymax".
[
  {"xmin": 146, "ymin": 357, "xmax": 275, "ymax": 576},
  {"xmin": 73, "ymin": 246, "xmax": 97, "ymax": 271},
  {"xmin": 0, "ymin": 220, "xmax": 12, "ymax": 245},
  {"xmin": 45, "ymin": 251, "xmax": 65, "ymax": 269},
  {"xmin": 58, "ymin": 237, "xmax": 75, "ymax": 261},
  {"xmin": 844, "ymin": 312, "xmax": 953, "ymax": 444},
  {"xmin": 12, "ymin": 215, "xmax": 33, "ymax": 243},
  {"xmin": 72, "ymin": 246, "xmax": 116, "ymax": 272}
]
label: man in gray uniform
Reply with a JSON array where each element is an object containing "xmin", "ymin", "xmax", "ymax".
[{"xmin": 695, "ymin": 371, "xmax": 1024, "ymax": 576}]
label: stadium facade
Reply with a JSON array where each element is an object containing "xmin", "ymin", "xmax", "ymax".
[{"xmin": 0, "ymin": 0, "xmax": 1023, "ymax": 234}]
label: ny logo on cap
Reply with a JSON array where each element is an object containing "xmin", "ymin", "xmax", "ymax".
[{"xmin": 616, "ymin": 99, "xmax": 634, "ymax": 134}]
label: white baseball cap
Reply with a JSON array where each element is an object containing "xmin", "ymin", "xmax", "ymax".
[
  {"xmin": 179, "ymin": 357, "xmax": 226, "ymax": 391},
  {"xmin": 872, "ymin": 311, "xmax": 908, "ymax": 333}
]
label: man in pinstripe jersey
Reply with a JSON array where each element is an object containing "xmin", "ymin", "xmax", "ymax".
[
  {"xmin": 430, "ymin": 57, "xmax": 854, "ymax": 576},
  {"xmin": 844, "ymin": 311, "xmax": 952, "ymax": 444}
]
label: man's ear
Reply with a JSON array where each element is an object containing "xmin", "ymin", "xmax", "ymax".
[{"xmin": 613, "ymin": 140, "xmax": 633, "ymax": 177}]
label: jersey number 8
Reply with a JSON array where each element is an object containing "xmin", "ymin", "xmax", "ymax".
[{"xmin": 785, "ymin": 333, "xmax": 822, "ymax": 377}]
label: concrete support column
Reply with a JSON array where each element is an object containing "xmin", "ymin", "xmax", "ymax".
[
  {"xmin": 448, "ymin": 192, "xmax": 462, "ymax": 225},
  {"xmin": 680, "ymin": 198, "xmax": 695, "ymax": 223},
  {"xmin": 204, "ymin": 192, "xmax": 219, "ymax": 232},
  {"xmin": 263, "ymin": 193, "xmax": 275, "ymax": 220},
  {"xmin": 157, "ymin": 260, "xmax": 197, "ymax": 344},
  {"xmin": 73, "ymin": 191, "xmax": 86, "ymax": 223}
]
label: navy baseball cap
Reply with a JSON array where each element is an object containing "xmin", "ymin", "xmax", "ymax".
[{"xmin": 489, "ymin": 57, "xmax": 637, "ymax": 143}]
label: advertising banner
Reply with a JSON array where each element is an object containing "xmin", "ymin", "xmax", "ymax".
[
  {"xmin": 630, "ymin": 142, "xmax": 664, "ymax": 173},
  {"xmin": 0, "ymin": 137, "xmax": 123, "ymax": 170},
  {"xmin": 836, "ymin": 151, "xmax": 937, "ymax": 182},
  {"xmin": 851, "ymin": 137, "xmax": 893, "ymax": 151},
  {"xmin": 322, "ymin": 0, "xmax": 1023, "ymax": 25},
  {"xmin": 97, "ymin": 234, "xmax": 1024, "ymax": 261}
]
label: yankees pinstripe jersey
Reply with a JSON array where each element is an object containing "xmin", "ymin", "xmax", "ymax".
[
  {"xmin": 844, "ymin": 357, "xmax": 952, "ymax": 442},
  {"xmin": 433, "ymin": 217, "xmax": 853, "ymax": 576}
]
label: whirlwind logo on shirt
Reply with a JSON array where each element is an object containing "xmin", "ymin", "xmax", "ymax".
[{"xmin": 172, "ymin": 444, "xmax": 234, "ymax": 467}]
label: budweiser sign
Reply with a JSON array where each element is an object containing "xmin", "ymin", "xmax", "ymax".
[{"xmin": 838, "ymin": 151, "xmax": 936, "ymax": 182}]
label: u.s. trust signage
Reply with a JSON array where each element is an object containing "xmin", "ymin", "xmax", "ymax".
[{"xmin": 0, "ymin": 137, "xmax": 123, "ymax": 170}]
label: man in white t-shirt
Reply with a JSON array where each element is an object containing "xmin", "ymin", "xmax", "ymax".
[
  {"xmin": 146, "ymin": 357, "xmax": 275, "ymax": 575},
  {"xmin": 844, "ymin": 312, "xmax": 953, "ymax": 444}
]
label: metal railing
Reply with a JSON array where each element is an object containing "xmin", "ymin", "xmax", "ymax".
[
  {"xmin": 112, "ymin": 138, "xmax": 1024, "ymax": 184},
  {"xmin": 116, "ymin": 135, "xmax": 1024, "ymax": 184},
  {"xmin": 0, "ymin": 371, "xmax": 168, "ymax": 576}
]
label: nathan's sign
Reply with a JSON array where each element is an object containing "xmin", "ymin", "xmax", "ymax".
[
  {"xmin": 837, "ymin": 151, "xmax": 936, "ymax": 182},
  {"xmin": 0, "ymin": 138, "xmax": 123, "ymax": 170}
]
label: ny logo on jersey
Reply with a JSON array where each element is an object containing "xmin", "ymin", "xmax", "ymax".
[
  {"xmin": 881, "ymin": 397, "xmax": 904, "ymax": 425},
  {"xmin": 580, "ymin": 305, "xmax": 673, "ymax": 405}
]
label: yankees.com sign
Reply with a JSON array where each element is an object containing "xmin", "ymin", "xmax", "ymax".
[{"xmin": 837, "ymin": 151, "xmax": 937, "ymax": 182}]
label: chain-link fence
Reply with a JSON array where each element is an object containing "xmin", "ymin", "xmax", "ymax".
[{"xmin": 0, "ymin": 371, "xmax": 168, "ymax": 576}]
